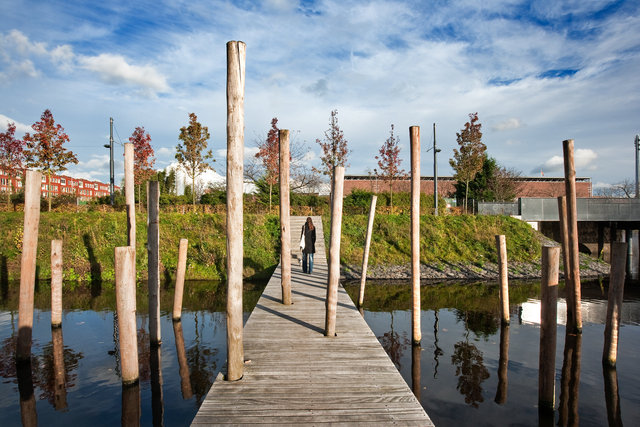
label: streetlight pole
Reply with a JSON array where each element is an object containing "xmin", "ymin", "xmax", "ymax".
[
  {"xmin": 635, "ymin": 134, "xmax": 639, "ymax": 199},
  {"xmin": 104, "ymin": 118, "xmax": 115, "ymax": 205},
  {"xmin": 433, "ymin": 123, "xmax": 441, "ymax": 215}
]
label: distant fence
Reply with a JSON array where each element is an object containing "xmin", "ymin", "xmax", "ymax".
[{"xmin": 477, "ymin": 201, "xmax": 519, "ymax": 216}]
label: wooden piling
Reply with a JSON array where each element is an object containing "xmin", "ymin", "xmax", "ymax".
[
  {"xmin": 494, "ymin": 323, "xmax": 510, "ymax": 404},
  {"xmin": 52, "ymin": 327, "xmax": 67, "ymax": 410},
  {"xmin": 279, "ymin": 129, "xmax": 291, "ymax": 305},
  {"xmin": 557, "ymin": 196, "xmax": 575, "ymax": 330},
  {"xmin": 358, "ymin": 195, "xmax": 377, "ymax": 307},
  {"xmin": 538, "ymin": 245, "xmax": 559, "ymax": 412},
  {"xmin": 603, "ymin": 242, "xmax": 627, "ymax": 367},
  {"xmin": 173, "ymin": 320, "xmax": 193, "ymax": 399},
  {"xmin": 172, "ymin": 238, "xmax": 188, "ymax": 321},
  {"xmin": 226, "ymin": 40, "xmax": 246, "ymax": 381},
  {"xmin": 147, "ymin": 181, "xmax": 161, "ymax": 345},
  {"xmin": 495, "ymin": 235, "xmax": 510, "ymax": 325},
  {"xmin": 17, "ymin": 169, "xmax": 42, "ymax": 362},
  {"xmin": 325, "ymin": 166, "xmax": 345, "ymax": 337},
  {"xmin": 124, "ymin": 143, "xmax": 136, "ymax": 247},
  {"xmin": 115, "ymin": 246, "xmax": 139, "ymax": 385},
  {"xmin": 51, "ymin": 239, "xmax": 63, "ymax": 328},
  {"xmin": 410, "ymin": 126, "xmax": 421, "ymax": 345},
  {"xmin": 562, "ymin": 139, "xmax": 582, "ymax": 333}
]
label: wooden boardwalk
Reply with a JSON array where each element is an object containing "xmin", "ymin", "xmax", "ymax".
[{"xmin": 192, "ymin": 216, "xmax": 433, "ymax": 426}]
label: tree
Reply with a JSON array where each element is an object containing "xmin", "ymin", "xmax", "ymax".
[
  {"xmin": 315, "ymin": 109, "xmax": 350, "ymax": 181},
  {"xmin": 0, "ymin": 122, "xmax": 26, "ymax": 204},
  {"xmin": 175, "ymin": 113, "xmax": 213, "ymax": 210},
  {"xmin": 489, "ymin": 165, "xmax": 522, "ymax": 201},
  {"xmin": 255, "ymin": 118, "xmax": 280, "ymax": 213},
  {"xmin": 23, "ymin": 109, "xmax": 78, "ymax": 211},
  {"xmin": 595, "ymin": 178, "xmax": 635, "ymax": 198},
  {"xmin": 130, "ymin": 126, "xmax": 155, "ymax": 212},
  {"xmin": 449, "ymin": 112, "xmax": 486, "ymax": 212},
  {"xmin": 375, "ymin": 124, "xmax": 406, "ymax": 209},
  {"xmin": 156, "ymin": 168, "xmax": 176, "ymax": 195}
]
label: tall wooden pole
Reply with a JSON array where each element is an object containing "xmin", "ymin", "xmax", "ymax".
[
  {"xmin": 562, "ymin": 139, "xmax": 582, "ymax": 333},
  {"xmin": 124, "ymin": 142, "xmax": 136, "ymax": 248},
  {"xmin": 558, "ymin": 196, "xmax": 575, "ymax": 331},
  {"xmin": 279, "ymin": 129, "xmax": 292, "ymax": 305},
  {"xmin": 358, "ymin": 195, "xmax": 377, "ymax": 307},
  {"xmin": 410, "ymin": 126, "xmax": 421, "ymax": 345},
  {"xmin": 496, "ymin": 235, "xmax": 510, "ymax": 325},
  {"xmin": 226, "ymin": 40, "xmax": 246, "ymax": 381},
  {"xmin": 172, "ymin": 238, "xmax": 188, "ymax": 321},
  {"xmin": 538, "ymin": 246, "xmax": 559, "ymax": 412},
  {"xmin": 603, "ymin": 242, "xmax": 627, "ymax": 367},
  {"xmin": 115, "ymin": 246, "xmax": 139, "ymax": 385},
  {"xmin": 17, "ymin": 169, "xmax": 42, "ymax": 362},
  {"xmin": 147, "ymin": 181, "xmax": 160, "ymax": 345},
  {"xmin": 325, "ymin": 166, "xmax": 345, "ymax": 337},
  {"xmin": 51, "ymin": 239, "xmax": 63, "ymax": 328}
]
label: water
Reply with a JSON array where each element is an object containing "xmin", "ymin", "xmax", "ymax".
[
  {"xmin": 0, "ymin": 280, "xmax": 266, "ymax": 426},
  {"xmin": 343, "ymin": 279, "xmax": 640, "ymax": 426}
]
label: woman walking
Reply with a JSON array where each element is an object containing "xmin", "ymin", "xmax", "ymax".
[{"xmin": 300, "ymin": 217, "xmax": 316, "ymax": 274}]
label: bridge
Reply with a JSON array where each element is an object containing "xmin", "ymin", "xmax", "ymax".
[{"xmin": 191, "ymin": 216, "xmax": 433, "ymax": 426}]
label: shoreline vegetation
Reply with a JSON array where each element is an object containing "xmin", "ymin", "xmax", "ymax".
[{"xmin": 0, "ymin": 212, "xmax": 609, "ymax": 284}]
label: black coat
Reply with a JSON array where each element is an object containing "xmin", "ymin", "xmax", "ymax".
[{"xmin": 301, "ymin": 225, "xmax": 316, "ymax": 254}]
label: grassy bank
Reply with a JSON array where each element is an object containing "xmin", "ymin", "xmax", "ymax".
[{"xmin": 0, "ymin": 212, "xmax": 541, "ymax": 283}]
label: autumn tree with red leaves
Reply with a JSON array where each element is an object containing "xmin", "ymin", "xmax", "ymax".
[
  {"xmin": 0, "ymin": 122, "xmax": 26, "ymax": 204},
  {"xmin": 449, "ymin": 112, "xmax": 486, "ymax": 213},
  {"xmin": 175, "ymin": 113, "xmax": 213, "ymax": 209},
  {"xmin": 130, "ymin": 126, "xmax": 155, "ymax": 212},
  {"xmin": 23, "ymin": 109, "xmax": 78, "ymax": 211},
  {"xmin": 375, "ymin": 124, "xmax": 406, "ymax": 209},
  {"xmin": 255, "ymin": 117, "xmax": 280, "ymax": 212},
  {"xmin": 315, "ymin": 109, "xmax": 350, "ymax": 181}
]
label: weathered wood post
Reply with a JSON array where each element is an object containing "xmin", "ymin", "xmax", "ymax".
[
  {"xmin": 172, "ymin": 238, "xmax": 188, "ymax": 321},
  {"xmin": 494, "ymin": 323, "xmax": 510, "ymax": 404},
  {"xmin": 495, "ymin": 235, "xmax": 510, "ymax": 325},
  {"xmin": 410, "ymin": 126, "xmax": 421, "ymax": 345},
  {"xmin": 562, "ymin": 139, "xmax": 582, "ymax": 333},
  {"xmin": 603, "ymin": 242, "xmax": 627, "ymax": 367},
  {"xmin": 538, "ymin": 246, "xmax": 559, "ymax": 412},
  {"xmin": 358, "ymin": 195, "xmax": 377, "ymax": 307},
  {"xmin": 51, "ymin": 239, "xmax": 63, "ymax": 328},
  {"xmin": 124, "ymin": 142, "xmax": 136, "ymax": 248},
  {"xmin": 325, "ymin": 166, "xmax": 345, "ymax": 337},
  {"xmin": 115, "ymin": 246, "xmax": 139, "ymax": 385},
  {"xmin": 226, "ymin": 40, "xmax": 246, "ymax": 381},
  {"xmin": 557, "ymin": 196, "xmax": 575, "ymax": 330},
  {"xmin": 52, "ymin": 327, "xmax": 67, "ymax": 410},
  {"xmin": 279, "ymin": 129, "xmax": 292, "ymax": 305},
  {"xmin": 17, "ymin": 169, "xmax": 42, "ymax": 362},
  {"xmin": 150, "ymin": 346, "xmax": 164, "ymax": 425},
  {"xmin": 147, "ymin": 181, "xmax": 161, "ymax": 345},
  {"xmin": 173, "ymin": 320, "xmax": 193, "ymax": 399}
]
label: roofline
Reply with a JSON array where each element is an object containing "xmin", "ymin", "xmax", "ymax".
[{"xmin": 344, "ymin": 175, "xmax": 591, "ymax": 182}]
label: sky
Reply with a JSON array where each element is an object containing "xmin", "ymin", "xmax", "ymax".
[{"xmin": 1, "ymin": 0, "xmax": 639, "ymax": 192}]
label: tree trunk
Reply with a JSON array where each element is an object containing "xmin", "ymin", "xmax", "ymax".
[
  {"xmin": 48, "ymin": 172, "xmax": 52, "ymax": 212},
  {"xmin": 192, "ymin": 175, "xmax": 196, "ymax": 212},
  {"xmin": 464, "ymin": 180, "xmax": 470, "ymax": 213},
  {"xmin": 269, "ymin": 183, "xmax": 272, "ymax": 214}
]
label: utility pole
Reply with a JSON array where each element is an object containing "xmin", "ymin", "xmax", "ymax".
[
  {"xmin": 635, "ymin": 134, "xmax": 639, "ymax": 199},
  {"xmin": 433, "ymin": 123, "xmax": 441, "ymax": 215},
  {"xmin": 104, "ymin": 118, "xmax": 115, "ymax": 205}
]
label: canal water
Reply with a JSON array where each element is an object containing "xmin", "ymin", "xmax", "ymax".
[
  {"xmin": 2, "ymin": 278, "xmax": 639, "ymax": 425},
  {"xmin": 344, "ymin": 279, "xmax": 640, "ymax": 426}
]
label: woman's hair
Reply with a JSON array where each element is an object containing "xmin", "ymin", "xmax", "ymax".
[{"xmin": 306, "ymin": 216, "xmax": 315, "ymax": 230}]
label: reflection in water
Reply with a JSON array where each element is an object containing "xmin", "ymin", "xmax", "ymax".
[
  {"xmin": 494, "ymin": 324, "xmax": 509, "ymax": 405},
  {"xmin": 187, "ymin": 311, "xmax": 221, "ymax": 405},
  {"xmin": 51, "ymin": 327, "xmax": 67, "ymax": 410},
  {"xmin": 603, "ymin": 366, "xmax": 622, "ymax": 427},
  {"xmin": 17, "ymin": 360, "xmax": 37, "ymax": 427},
  {"xmin": 558, "ymin": 333, "xmax": 582, "ymax": 427},
  {"xmin": 412, "ymin": 344, "xmax": 421, "ymax": 400},
  {"xmin": 378, "ymin": 312, "xmax": 409, "ymax": 370},
  {"xmin": 451, "ymin": 312, "xmax": 490, "ymax": 408},
  {"xmin": 173, "ymin": 320, "xmax": 193, "ymax": 399},
  {"xmin": 122, "ymin": 382, "xmax": 140, "ymax": 427},
  {"xmin": 433, "ymin": 310, "xmax": 443, "ymax": 379},
  {"xmin": 150, "ymin": 346, "xmax": 164, "ymax": 427}
]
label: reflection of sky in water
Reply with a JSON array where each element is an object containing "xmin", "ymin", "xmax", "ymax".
[{"xmin": 354, "ymin": 283, "xmax": 640, "ymax": 427}]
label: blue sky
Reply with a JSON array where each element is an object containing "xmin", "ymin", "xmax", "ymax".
[{"xmin": 1, "ymin": 0, "xmax": 639, "ymax": 191}]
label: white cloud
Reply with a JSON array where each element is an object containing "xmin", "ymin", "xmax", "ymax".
[
  {"xmin": 0, "ymin": 114, "xmax": 33, "ymax": 134},
  {"xmin": 492, "ymin": 118, "xmax": 523, "ymax": 131},
  {"xmin": 535, "ymin": 148, "xmax": 598, "ymax": 174},
  {"xmin": 157, "ymin": 147, "xmax": 174, "ymax": 157},
  {"xmin": 79, "ymin": 53, "xmax": 169, "ymax": 95}
]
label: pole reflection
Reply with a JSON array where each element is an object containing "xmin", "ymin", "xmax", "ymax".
[
  {"xmin": 173, "ymin": 320, "xmax": 193, "ymax": 399},
  {"xmin": 494, "ymin": 323, "xmax": 509, "ymax": 405},
  {"xmin": 558, "ymin": 332, "xmax": 582, "ymax": 427},
  {"xmin": 122, "ymin": 382, "xmax": 140, "ymax": 427},
  {"xmin": 150, "ymin": 345, "xmax": 164, "ymax": 427},
  {"xmin": 16, "ymin": 360, "xmax": 37, "ymax": 427},
  {"xmin": 603, "ymin": 365, "xmax": 622, "ymax": 427},
  {"xmin": 412, "ymin": 344, "xmax": 421, "ymax": 400},
  {"xmin": 51, "ymin": 327, "xmax": 67, "ymax": 411}
]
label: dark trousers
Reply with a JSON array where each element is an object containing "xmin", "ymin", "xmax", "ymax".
[{"xmin": 302, "ymin": 252, "xmax": 314, "ymax": 273}]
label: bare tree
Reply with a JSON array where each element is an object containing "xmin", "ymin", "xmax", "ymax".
[
  {"xmin": 489, "ymin": 166, "xmax": 523, "ymax": 201},
  {"xmin": 595, "ymin": 178, "xmax": 635, "ymax": 198}
]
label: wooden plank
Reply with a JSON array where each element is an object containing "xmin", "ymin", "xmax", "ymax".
[{"xmin": 191, "ymin": 215, "xmax": 433, "ymax": 426}]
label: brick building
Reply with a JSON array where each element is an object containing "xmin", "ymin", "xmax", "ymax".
[
  {"xmin": 343, "ymin": 175, "xmax": 592, "ymax": 199},
  {"xmin": 0, "ymin": 169, "xmax": 118, "ymax": 202}
]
